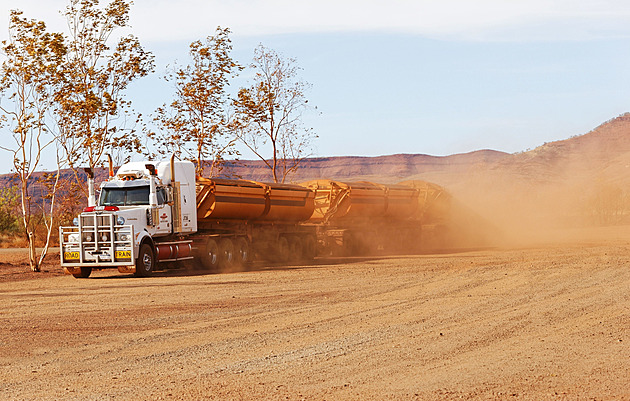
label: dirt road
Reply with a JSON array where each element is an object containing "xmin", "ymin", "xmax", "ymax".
[{"xmin": 1, "ymin": 235, "xmax": 629, "ymax": 400}]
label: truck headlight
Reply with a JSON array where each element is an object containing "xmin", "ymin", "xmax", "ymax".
[
  {"xmin": 117, "ymin": 216, "xmax": 125, "ymax": 225},
  {"xmin": 116, "ymin": 233, "xmax": 130, "ymax": 242},
  {"xmin": 68, "ymin": 233, "xmax": 80, "ymax": 243}
]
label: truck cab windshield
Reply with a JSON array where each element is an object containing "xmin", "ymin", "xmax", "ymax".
[{"xmin": 100, "ymin": 186, "xmax": 166, "ymax": 206}]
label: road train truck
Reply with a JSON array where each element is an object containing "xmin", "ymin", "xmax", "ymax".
[{"xmin": 59, "ymin": 157, "xmax": 317, "ymax": 278}]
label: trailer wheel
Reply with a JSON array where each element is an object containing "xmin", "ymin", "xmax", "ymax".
[
  {"xmin": 234, "ymin": 237, "xmax": 250, "ymax": 267},
  {"xmin": 218, "ymin": 238, "xmax": 235, "ymax": 269},
  {"xmin": 303, "ymin": 235, "xmax": 317, "ymax": 261},
  {"xmin": 273, "ymin": 236, "xmax": 290, "ymax": 263},
  {"xmin": 360, "ymin": 232, "xmax": 380, "ymax": 255},
  {"xmin": 288, "ymin": 236, "xmax": 303, "ymax": 263},
  {"xmin": 401, "ymin": 229, "xmax": 422, "ymax": 254},
  {"xmin": 343, "ymin": 232, "xmax": 356, "ymax": 257},
  {"xmin": 134, "ymin": 243, "xmax": 155, "ymax": 277},
  {"xmin": 72, "ymin": 267, "xmax": 92, "ymax": 279},
  {"xmin": 202, "ymin": 239, "xmax": 220, "ymax": 270}
]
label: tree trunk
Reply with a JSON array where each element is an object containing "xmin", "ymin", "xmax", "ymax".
[{"xmin": 29, "ymin": 231, "xmax": 40, "ymax": 272}]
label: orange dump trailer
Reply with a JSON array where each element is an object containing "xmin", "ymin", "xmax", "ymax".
[
  {"xmin": 398, "ymin": 180, "xmax": 497, "ymax": 250},
  {"xmin": 397, "ymin": 180, "xmax": 450, "ymax": 223},
  {"xmin": 396, "ymin": 180, "xmax": 453, "ymax": 250},
  {"xmin": 196, "ymin": 178, "xmax": 315, "ymax": 222},
  {"xmin": 193, "ymin": 178, "xmax": 317, "ymax": 269},
  {"xmin": 191, "ymin": 176, "xmax": 461, "ymax": 266},
  {"xmin": 299, "ymin": 179, "xmax": 422, "ymax": 255}
]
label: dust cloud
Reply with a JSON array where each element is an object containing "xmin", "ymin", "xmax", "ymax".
[
  {"xmin": 441, "ymin": 163, "xmax": 630, "ymax": 250},
  {"xmin": 413, "ymin": 116, "xmax": 630, "ymax": 251}
]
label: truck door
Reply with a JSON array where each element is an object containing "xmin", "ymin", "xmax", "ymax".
[{"xmin": 153, "ymin": 187, "xmax": 172, "ymax": 235}]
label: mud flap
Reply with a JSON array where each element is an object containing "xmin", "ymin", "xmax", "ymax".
[
  {"xmin": 118, "ymin": 265, "xmax": 137, "ymax": 274},
  {"xmin": 63, "ymin": 267, "xmax": 81, "ymax": 275}
]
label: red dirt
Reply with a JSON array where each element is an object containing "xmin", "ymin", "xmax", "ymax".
[{"xmin": 1, "ymin": 228, "xmax": 629, "ymax": 400}]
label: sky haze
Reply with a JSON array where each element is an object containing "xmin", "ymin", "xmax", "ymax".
[{"xmin": 1, "ymin": 0, "xmax": 629, "ymax": 172}]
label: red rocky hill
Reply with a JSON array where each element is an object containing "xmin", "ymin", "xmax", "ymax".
[{"xmin": 3, "ymin": 113, "xmax": 630, "ymax": 234}]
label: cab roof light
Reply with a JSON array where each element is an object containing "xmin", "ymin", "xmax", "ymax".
[{"xmin": 83, "ymin": 206, "xmax": 119, "ymax": 212}]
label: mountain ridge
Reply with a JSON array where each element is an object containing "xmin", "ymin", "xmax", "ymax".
[
  {"xmin": 217, "ymin": 149, "xmax": 511, "ymax": 183},
  {"xmin": 2, "ymin": 112, "xmax": 630, "ymax": 229}
]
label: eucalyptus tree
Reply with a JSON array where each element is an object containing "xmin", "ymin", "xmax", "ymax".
[
  {"xmin": 0, "ymin": 10, "xmax": 66, "ymax": 271},
  {"xmin": 55, "ymin": 0, "xmax": 154, "ymax": 188},
  {"xmin": 234, "ymin": 44, "xmax": 317, "ymax": 183},
  {"xmin": 151, "ymin": 27, "xmax": 241, "ymax": 177}
]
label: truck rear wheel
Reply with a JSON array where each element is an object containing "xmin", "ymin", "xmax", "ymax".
[
  {"xmin": 134, "ymin": 243, "xmax": 155, "ymax": 277},
  {"xmin": 288, "ymin": 236, "xmax": 303, "ymax": 263},
  {"xmin": 303, "ymin": 235, "xmax": 317, "ymax": 262},
  {"xmin": 234, "ymin": 237, "xmax": 250, "ymax": 267},
  {"xmin": 72, "ymin": 267, "xmax": 92, "ymax": 279},
  {"xmin": 218, "ymin": 238, "xmax": 235, "ymax": 269},
  {"xmin": 343, "ymin": 232, "xmax": 356, "ymax": 257},
  {"xmin": 202, "ymin": 239, "xmax": 220, "ymax": 270},
  {"xmin": 273, "ymin": 236, "xmax": 290, "ymax": 263}
]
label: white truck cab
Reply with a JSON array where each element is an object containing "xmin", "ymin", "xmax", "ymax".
[{"xmin": 60, "ymin": 158, "xmax": 197, "ymax": 278}]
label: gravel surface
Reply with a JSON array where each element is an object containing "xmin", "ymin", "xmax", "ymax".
[{"xmin": 1, "ymin": 235, "xmax": 629, "ymax": 400}]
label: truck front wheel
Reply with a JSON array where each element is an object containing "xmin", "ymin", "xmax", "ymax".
[
  {"xmin": 134, "ymin": 243, "xmax": 155, "ymax": 277},
  {"xmin": 72, "ymin": 267, "xmax": 92, "ymax": 279}
]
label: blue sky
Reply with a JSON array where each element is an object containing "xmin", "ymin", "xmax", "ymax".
[{"xmin": 1, "ymin": 0, "xmax": 630, "ymax": 173}]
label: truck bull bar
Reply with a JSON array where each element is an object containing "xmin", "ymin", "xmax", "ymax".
[{"xmin": 60, "ymin": 213, "xmax": 135, "ymax": 268}]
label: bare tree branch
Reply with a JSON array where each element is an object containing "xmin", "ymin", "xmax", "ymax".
[{"xmin": 234, "ymin": 44, "xmax": 318, "ymax": 183}]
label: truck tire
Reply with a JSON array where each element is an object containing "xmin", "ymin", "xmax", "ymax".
[
  {"xmin": 72, "ymin": 267, "xmax": 92, "ymax": 279},
  {"xmin": 288, "ymin": 236, "xmax": 303, "ymax": 263},
  {"xmin": 234, "ymin": 237, "xmax": 250, "ymax": 268},
  {"xmin": 273, "ymin": 236, "xmax": 290, "ymax": 263},
  {"xmin": 202, "ymin": 238, "xmax": 220, "ymax": 270},
  {"xmin": 134, "ymin": 243, "xmax": 155, "ymax": 277},
  {"xmin": 303, "ymin": 235, "xmax": 317, "ymax": 262},
  {"xmin": 343, "ymin": 232, "xmax": 356, "ymax": 257},
  {"xmin": 218, "ymin": 238, "xmax": 235, "ymax": 269}
]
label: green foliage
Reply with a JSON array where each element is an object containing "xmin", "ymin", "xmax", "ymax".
[
  {"xmin": 53, "ymin": 173, "xmax": 86, "ymax": 227},
  {"xmin": 0, "ymin": 0, "xmax": 154, "ymax": 268},
  {"xmin": 0, "ymin": 10, "xmax": 65, "ymax": 173},
  {"xmin": 0, "ymin": 0, "xmax": 319, "ymax": 263},
  {"xmin": 0, "ymin": 186, "xmax": 21, "ymax": 234}
]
